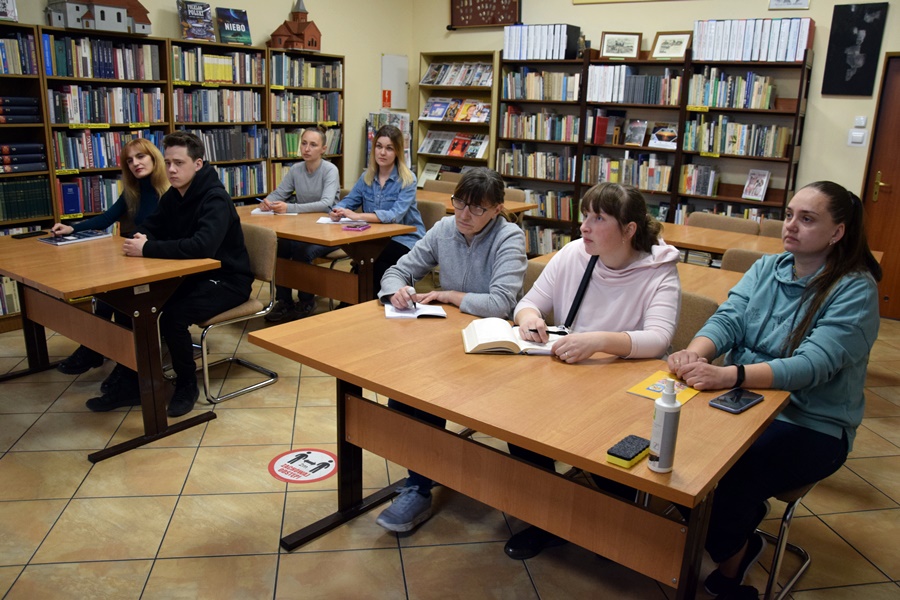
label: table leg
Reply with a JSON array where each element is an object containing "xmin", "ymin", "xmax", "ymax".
[
  {"xmin": 340, "ymin": 239, "xmax": 390, "ymax": 303},
  {"xmin": 0, "ymin": 281, "xmax": 52, "ymax": 382},
  {"xmin": 675, "ymin": 491, "xmax": 713, "ymax": 600}
]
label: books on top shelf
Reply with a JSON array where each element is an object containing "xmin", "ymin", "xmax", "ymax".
[
  {"xmin": 40, "ymin": 34, "xmax": 161, "ymax": 80},
  {"xmin": 39, "ymin": 229, "xmax": 112, "ymax": 246},
  {"xmin": 215, "ymin": 8, "xmax": 251, "ymax": 46},
  {"xmin": 692, "ymin": 17, "xmax": 814, "ymax": 63},
  {"xmin": 420, "ymin": 62, "xmax": 493, "ymax": 87},
  {"xmin": 462, "ymin": 318, "xmax": 563, "ymax": 355},
  {"xmin": 1, "ymin": 29, "xmax": 37, "ymax": 75},
  {"xmin": 742, "ymin": 169, "xmax": 770, "ymax": 201},
  {"xmin": 418, "ymin": 131, "xmax": 488, "ymax": 159},
  {"xmin": 503, "ymin": 24, "xmax": 581, "ymax": 61},
  {"xmin": 178, "ymin": 0, "xmax": 216, "ymax": 42}
]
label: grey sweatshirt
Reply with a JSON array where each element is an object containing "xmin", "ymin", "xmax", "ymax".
[{"xmin": 268, "ymin": 160, "xmax": 340, "ymax": 213}]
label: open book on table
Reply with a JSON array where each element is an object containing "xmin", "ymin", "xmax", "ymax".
[
  {"xmin": 627, "ymin": 370, "xmax": 699, "ymax": 404},
  {"xmin": 384, "ymin": 304, "xmax": 447, "ymax": 319},
  {"xmin": 316, "ymin": 216, "xmax": 367, "ymax": 225},
  {"xmin": 462, "ymin": 317, "xmax": 563, "ymax": 355}
]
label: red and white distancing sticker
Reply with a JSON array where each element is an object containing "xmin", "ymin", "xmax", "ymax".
[{"xmin": 268, "ymin": 449, "xmax": 338, "ymax": 484}]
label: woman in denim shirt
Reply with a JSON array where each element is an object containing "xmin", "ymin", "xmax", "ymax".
[{"xmin": 330, "ymin": 124, "xmax": 425, "ymax": 289}]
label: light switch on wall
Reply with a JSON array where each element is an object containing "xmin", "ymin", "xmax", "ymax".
[
  {"xmin": 854, "ymin": 116, "xmax": 867, "ymax": 128},
  {"xmin": 847, "ymin": 129, "xmax": 867, "ymax": 146}
]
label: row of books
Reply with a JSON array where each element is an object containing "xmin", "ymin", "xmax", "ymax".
[
  {"xmin": 523, "ymin": 224, "xmax": 573, "ymax": 255},
  {"xmin": 0, "ymin": 176, "xmax": 53, "ymax": 221},
  {"xmin": 270, "ymin": 55, "xmax": 342, "ymax": 89},
  {"xmin": 47, "ymin": 85, "xmax": 166, "ymax": 126},
  {"xmin": 170, "ymin": 46, "xmax": 265, "ymax": 85},
  {"xmin": 495, "ymin": 145, "xmax": 576, "ymax": 182},
  {"xmin": 212, "ymin": 162, "xmax": 266, "ymax": 198},
  {"xmin": 586, "ymin": 65, "xmax": 681, "ymax": 106},
  {"xmin": 503, "ymin": 68, "xmax": 581, "ymax": 102},
  {"xmin": 41, "ymin": 34, "xmax": 161, "ymax": 81},
  {"xmin": 51, "ymin": 129, "xmax": 164, "ymax": 171},
  {"xmin": 679, "ymin": 164, "xmax": 720, "ymax": 197},
  {"xmin": 417, "ymin": 131, "xmax": 489, "ymax": 159},
  {"xmin": 178, "ymin": 125, "xmax": 266, "ymax": 162},
  {"xmin": 1, "ymin": 31, "xmax": 38, "ymax": 75},
  {"xmin": 270, "ymin": 127, "xmax": 342, "ymax": 158},
  {"xmin": 581, "ymin": 153, "xmax": 673, "ymax": 193},
  {"xmin": 499, "ymin": 105, "xmax": 580, "ymax": 143},
  {"xmin": 0, "ymin": 141, "xmax": 46, "ymax": 176},
  {"xmin": 57, "ymin": 175, "xmax": 119, "ymax": 215},
  {"xmin": 1, "ymin": 276, "xmax": 21, "ymax": 317},
  {"xmin": 269, "ymin": 90, "xmax": 342, "ymax": 123},
  {"xmin": 172, "ymin": 88, "xmax": 261, "ymax": 123},
  {"xmin": 420, "ymin": 62, "xmax": 493, "ymax": 87},
  {"xmin": 687, "ymin": 68, "xmax": 776, "ymax": 110},
  {"xmin": 419, "ymin": 98, "xmax": 491, "ymax": 123},
  {"xmin": 692, "ymin": 17, "xmax": 814, "ymax": 63},
  {"xmin": 682, "ymin": 114, "xmax": 791, "ymax": 158},
  {"xmin": 521, "ymin": 189, "xmax": 575, "ymax": 221},
  {"xmin": 502, "ymin": 24, "xmax": 581, "ymax": 61},
  {"xmin": 0, "ymin": 95, "xmax": 40, "ymax": 124}
]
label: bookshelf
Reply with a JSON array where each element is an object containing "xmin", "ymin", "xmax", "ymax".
[
  {"xmin": 267, "ymin": 48, "xmax": 344, "ymax": 190},
  {"xmin": 170, "ymin": 38, "xmax": 267, "ymax": 202},
  {"xmin": 416, "ymin": 51, "xmax": 499, "ymax": 185}
]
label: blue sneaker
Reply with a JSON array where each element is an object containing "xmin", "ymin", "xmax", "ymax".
[{"xmin": 375, "ymin": 486, "xmax": 433, "ymax": 532}]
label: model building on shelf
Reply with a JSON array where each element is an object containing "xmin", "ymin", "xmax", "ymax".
[{"xmin": 268, "ymin": 0, "xmax": 321, "ymax": 51}]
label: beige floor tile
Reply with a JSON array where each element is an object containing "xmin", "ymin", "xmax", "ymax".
[
  {"xmin": 0, "ymin": 450, "xmax": 92, "ymax": 500},
  {"xmin": 182, "ymin": 444, "xmax": 290, "ymax": 495},
  {"xmin": 863, "ymin": 417, "xmax": 900, "ymax": 447},
  {"xmin": 228, "ymin": 351, "xmax": 302, "ymax": 379},
  {"xmin": 0, "ymin": 357, "xmax": 23, "ymax": 374},
  {"xmin": 12, "ymin": 411, "xmax": 126, "ymax": 451},
  {"xmin": 802, "ymin": 466, "xmax": 898, "ymax": 514},
  {"xmin": 275, "ymin": 548, "xmax": 406, "ymax": 600},
  {"xmin": 792, "ymin": 583, "xmax": 900, "ymax": 599},
  {"xmin": 46, "ymin": 380, "xmax": 113, "ymax": 412},
  {"xmin": 282, "ymin": 490, "xmax": 398, "ymax": 552},
  {"xmin": 822, "ymin": 509, "xmax": 900, "ymax": 580},
  {"xmin": 215, "ymin": 376, "xmax": 299, "ymax": 408},
  {"xmin": 75, "ymin": 446, "xmax": 197, "ymax": 497},
  {"xmin": 32, "ymin": 496, "xmax": 177, "ymax": 564},
  {"xmin": 0, "ymin": 381, "xmax": 72, "ymax": 414},
  {"xmin": 867, "ymin": 386, "xmax": 900, "ymax": 407},
  {"xmin": 0, "ymin": 566, "xmax": 22, "ymax": 597},
  {"xmin": 851, "ymin": 424, "xmax": 900, "ymax": 458},
  {"xmin": 108, "ymin": 409, "xmax": 209, "ymax": 449},
  {"xmin": 200, "ymin": 407, "xmax": 295, "ymax": 446},
  {"xmin": 0, "ymin": 413, "xmax": 40, "ymax": 452},
  {"xmin": 402, "ymin": 542, "xmax": 537, "ymax": 599},
  {"xmin": 846, "ymin": 456, "xmax": 900, "ymax": 504},
  {"xmin": 292, "ymin": 405, "xmax": 337, "ymax": 444},
  {"xmin": 397, "ymin": 488, "xmax": 510, "ymax": 547},
  {"xmin": 5, "ymin": 560, "xmax": 152, "ymax": 600},
  {"xmin": 143, "ymin": 555, "xmax": 278, "ymax": 600},
  {"xmin": 158, "ymin": 492, "xmax": 283, "ymax": 558},
  {"xmin": 0, "ymin": 333, "xmax": 26, "ymax": 358},
  {"xmin": 299, "ymin": 364, "xmax": 331, "ymax": 377},
  {"xmin": 298, "ymin": 376, "xmax": 337, "ymax": 406},
  {"xmin": 0, "ymin": 499, "xmax": 67, "ymax": 566}
]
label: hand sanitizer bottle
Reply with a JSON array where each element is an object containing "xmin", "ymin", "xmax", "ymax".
[{"xmin": 648, "ymin": 378, "xmax": 680, "ymax": 473}]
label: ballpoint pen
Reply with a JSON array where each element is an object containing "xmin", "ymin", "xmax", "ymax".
[
  {"xmin": 406, "ymin": 275, "xmax": 417, "ymax": 309},
  {"xmin": 529, "ymin": 327, "xmax": 569, "ymax": 336}
]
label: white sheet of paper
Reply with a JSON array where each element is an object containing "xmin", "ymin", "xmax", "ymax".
[{"xmin": 316, "ymin": 216, "xmax": 367, "ymax": 225}]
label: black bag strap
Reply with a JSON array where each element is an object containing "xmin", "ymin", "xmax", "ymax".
[{"xmin": 563, "ymin": 255, "xmax": 598, "ymax": 329}]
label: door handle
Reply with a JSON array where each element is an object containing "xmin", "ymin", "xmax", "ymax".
[{"xmin": 873, "ymin": 171, "xmax": 891, "ymax": 203}]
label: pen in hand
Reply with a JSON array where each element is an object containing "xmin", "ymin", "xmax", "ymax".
[
  {"xmin": 406, "ymin": 275, "xmax": 417, "ymax": 309},
  {"xmin": 528, "ymin": 328, "xmax": 568, "ymax": 336}
]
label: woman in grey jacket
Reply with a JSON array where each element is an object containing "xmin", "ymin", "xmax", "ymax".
[{"xmin": 375, "ymin": 167, "xmax": 527, "ymax": 533}]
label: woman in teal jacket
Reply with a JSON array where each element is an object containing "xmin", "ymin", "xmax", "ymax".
[{"xmin": 668, "ymin": 181, "xmax": 881, "ymax": 598}]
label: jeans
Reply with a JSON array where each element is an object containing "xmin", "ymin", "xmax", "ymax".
[{"xmin": 274, "ymin": 239, "xmax": 334, "ymax": 304}]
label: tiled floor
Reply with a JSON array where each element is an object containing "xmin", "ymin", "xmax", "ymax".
[{"xmin": 1, "ymin": 284, "xmax": 899, "ymax": 599}]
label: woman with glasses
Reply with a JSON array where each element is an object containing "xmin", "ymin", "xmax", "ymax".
[
  {"xmin": 374, "ymin": 167, "xmax": 528, "ymax": 534},
  {"xmin": 504, "ymin": 181, "xmax": 681, "ymax": 560}
]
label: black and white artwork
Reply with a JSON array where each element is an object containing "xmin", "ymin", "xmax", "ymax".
[{"xmin": 822, "ymin": 3, "xmax": 889, "ymax": 96}]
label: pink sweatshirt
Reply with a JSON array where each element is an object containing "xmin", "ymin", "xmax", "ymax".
[{"xmin": 514, "ymin": 239, "xmax": 681, "ymax": 358}]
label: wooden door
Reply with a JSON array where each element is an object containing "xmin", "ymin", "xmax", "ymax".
[{"xmin": 863, "ymin": 54, "xmax": 900, "ymax": 318}]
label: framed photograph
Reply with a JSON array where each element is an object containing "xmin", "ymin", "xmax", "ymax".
[
  {"xmin": 651, "ymin": 31, "xmax": 692, "ymax": 60},
  {"xmin": 450, "ymin": 0, "xmax": 520, "ymax": 29},
  {"xmin": 0, "ymin": 0, "xmax": 18, "ymax": 22},
  {"xmin": 769, "ymin": 0, "xmax": 810, "ymax": 9},
  {"xmin": 822, "ymin": 3, "xmax": 888, "ymax": 96},
  {"xmin": 600, "ymin": 32, "xmax": 642, "ymax": 60},
  {"xmin": 742, "ymin": 170, "xmax": 771, "ymax": 201}
]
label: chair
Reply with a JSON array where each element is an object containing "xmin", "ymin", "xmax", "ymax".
[
  {"xmin": 721, "ymin": 248, "xmax": 767, "ymax": 273},
  {"xmin": 687, "ymin": 212, "xmax": 761, "ymax": 235},
  {"xmin": 423, "ymin": 179, "xmax": 457, "ymax": 193},
  {"xmin": 196, "ymin": 223, "xmax": 279, "ymax": 404},
  {"xmin": 760, "ymin": 218, "xmax": 784, "ymax": 239},
  {"xmin": 523, "ymin": 258, "xmax": 553, "ymax": 323},
  {"xmin": 438, "ymin": 171, "xmax": 462, "ymax": 183},
  {"xmin": 756, "ymin": 483, "xmax": 817, "ymax": 600},
  {"xmin": 417, "ymin": 199, "xmax": 450, "ymax": 287},
  {"xmin": 671, "ymin": 291, "xmax": 719, "ymax": 354},
  {"xmin": 504, "ymin": 187, "xmax": 526, "ymax": 202}
]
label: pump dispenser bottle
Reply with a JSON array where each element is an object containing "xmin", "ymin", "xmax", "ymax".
[{"xmin": 648, "ymin": 378, "xmax": 680, "ymax": 473}]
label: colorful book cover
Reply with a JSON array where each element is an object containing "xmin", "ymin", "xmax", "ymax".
[
  {"xmin": 626, "ymin": 370, "xmax": 699, "ymax": 405},
  {"xmin": 216, "ymin": 7, "xmax": 251, "ymax": 46},
  {"xmin": 454, "ymin": 99, "xmax": 479, "ymax": 123},
  {"xmin": 178, "ymin": 0, "xmax": 216, "ymax": 42},
  {"xmin": 447, "ymin": 133, "xmax": 473, "ymax": 157},
  {"xmin": 422, "ymin": 97, "xmax": 451, "ymax": 121}
]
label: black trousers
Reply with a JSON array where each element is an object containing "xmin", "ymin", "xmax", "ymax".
[{"xmin": 372, "ymin": 240, "xmax": 412, "ymax": 293}]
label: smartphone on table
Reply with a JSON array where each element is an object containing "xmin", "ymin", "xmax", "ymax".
[{"xmin": 709, "ymin": 388, "xmax": 765, "ymax": 414}]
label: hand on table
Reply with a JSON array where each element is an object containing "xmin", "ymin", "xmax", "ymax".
[{"xmin": 123, "ymin": 233, "xmax": 147, "ymax": 257}]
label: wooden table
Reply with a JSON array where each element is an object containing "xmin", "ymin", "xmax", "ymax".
[
  {"xmin": 249, "ymin": 302, "xmax": 789, "ymax": 598},
  {"xmin": 416, "ymin": 188, "xmax": 538, "ymax": 216},
  {"xmin": 237, "ymin": 206, "xmax": 416, "ymax": 304},
  {"xmin": 0, "ymin": 234, "xmax": 220, "ymax": 462}
]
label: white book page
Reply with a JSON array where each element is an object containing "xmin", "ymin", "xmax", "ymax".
[
  {"xmin": 385, "ymin": 304, "xmax": 447, "ymax": 319},
  {"xmin": 316, "ymin": 216, "xmax": 367, "ymax": 225}
]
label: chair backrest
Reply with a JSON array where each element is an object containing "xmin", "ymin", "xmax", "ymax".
[
  {"xmin": 438, "ymin": 171, "xmax": 462, "ymax": 183},
  {"xmin": 241, "ymin": 223, "xmax": 278, "ymax": 283},
  {"xmin": 759, "ymin": 218, "xmax": 784, "ymax": 238},
  {"xmin": 523, "ymin": 258, "xmax": 553, "ymax": 324},
  {"xmin": 417, "ymin": 199, "xmax": 446, "ymax": 231},
  {"xmin": 423, "ymin": 179, "xmax": 457, "ymax": 193},
  {"xmin": 721, "ymin": 248, "xmax": 767, "ymax": 273},
  {"xmin": 672, "ymin": 292, "xmax": 719, "ymax": 354},
  {"xmin": 687, "ymin": 212, "xmax": 760, "ymax": 235},
  {"xmin": 339, "ymin": 188, "xmax": 352, "ymax": 199},
  {"xmin": 504, "ymin": 187, "xmax": 526, "ymax": 203}
]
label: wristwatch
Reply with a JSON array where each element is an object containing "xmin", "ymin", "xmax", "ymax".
[{"xmin": 734, "ymin": 364, "xmax": 746, "ymax": 388}]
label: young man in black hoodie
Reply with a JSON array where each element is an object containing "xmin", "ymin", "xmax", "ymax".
[{"xmin": 109, "ymin": 131, "xmax": 252, "ymax": 417}]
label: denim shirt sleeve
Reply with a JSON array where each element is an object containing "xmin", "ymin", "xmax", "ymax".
[{"xmin": 373, "ymin": 175, "xmax": 417, "ymax": 225}]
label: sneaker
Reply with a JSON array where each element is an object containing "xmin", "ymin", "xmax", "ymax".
[
  {"xmin": 375, "ymin": 486, "xmax": 433, "ymax": 532},
  {"xmin": 705, "ymin": 532, "xmax": 767, "ymax": 596},
  {"xmin": 100, "ymin": 363, "xmax": 130, "ymax": 395},
  {"xmin": 85, "ymin": 389, "xmax": 141, "ymax": 412},
  {"xmin": 57, "ymin": 345, "xmax": 104, "ymax": 375},
  {"xmin": 504, "ymin": 526, "xmax": 567, "ymax": 560},
  {"xmin": 168, "ymin": 378, "xmax": 199, "ymax": 417},
  {"xmin": 265, "ymin": 300, "xmax": 296, "ymax": 323}
]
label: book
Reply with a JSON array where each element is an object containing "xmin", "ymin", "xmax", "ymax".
[
  {"xmin": 420, "ymin": 97, "xmax": 453, "ymax": 121},
  {"xmin": 420, "ymin": 63, "xmax": 442, "ymax": 85},
  {"xmin": 417, "ymin": 162, "xmax": 442, "ymax": 188},
  {"xmin": 178, "ymin": 0, "xmax": 216, "ymax": 42},
  {"xmin": 648, "ymin": 122, "xmax": 678, "ymax": 150},
  {"xmin": 468, "ymin": 102, "xmax": 491, "ymax": 124},
  {"xmin": 626, "ymin": 371, "xmax": 699, "ymax": 405},
  {"xmin": 418, "ymin": 131, "xmax": 455, "ymax": 155},
  {"xmin": 742, "ymin": 169, "xmax": 770, "ymax": 201},
  {"xmin": 443, "ymin": 98, "xmax": 463, "ymax": 122},
  {"xmin": 215, "ymin": 7, "xmax": 251, "ymax": 46},
  {"xmin": 384, "ymin": 304, "xmax": 447, "ymax": 319},
  {"xmin": 38, "ymin": 229, "xmax": 112, "ymax": 246},
  {"xmin": 624, "ymin": 119, "xmax": 648, "ymax": 146},
  {"xmin": 0, "ymin": 96, "xmax": 37, "ymax": 106},
  {"xmin": 447, "ymin": 133, "xmax": 473, "ymax": 157},
  {"xmin": 461, "ymin": 317, "xmax": 561, "ymax": 355},
  {"xmin": 1, "ymin": 162, "xmax": 47, "ymax": 173},
  {"xmin": 453, "ymin": 99, "xmax": 479, "ymax": 123}
]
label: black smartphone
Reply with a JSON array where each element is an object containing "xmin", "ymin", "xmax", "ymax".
[
  {"xmin": 709, "ymin": 388, "xmax": 765, "ymax": 414},
  {"xmin": 10, "ymin": 230, "xmax": 48, "ymax": 239}
]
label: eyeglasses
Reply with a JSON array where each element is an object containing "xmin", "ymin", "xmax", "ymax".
[{"xmin": 450, "ymin": 195, "xmax": 488, "ymax": 216}]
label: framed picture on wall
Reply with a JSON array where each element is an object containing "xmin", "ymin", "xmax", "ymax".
[
  {"xmin": 450, "ymin": 0, "xmax": 520, "ymax": 29},
  {"xmin": 0, "ymin": 0, "xmax": 18, "ymax": 22},
  {"xmin": 651, "ymin": 31, "xmax": 692, "ymax": 60},
  {"xmin": 600, "ymin": 32, "xmax": 642, "ymax": 59},
  {"xmin": 769, "ymin": 0, "xmax": 810, "ymax": 9}
]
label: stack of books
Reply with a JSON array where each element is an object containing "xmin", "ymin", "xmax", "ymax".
[
  {"xmin": 502, "ymin": 24, "xmax": 581, "ymax": 60},
  {"xmin": 692, "ymin": 18, "xmax": 814, "ymax": 63}
]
